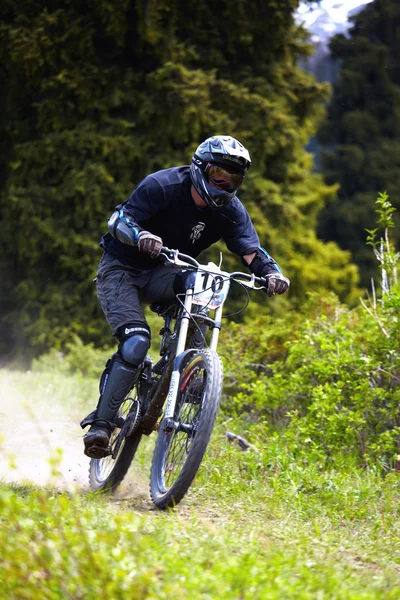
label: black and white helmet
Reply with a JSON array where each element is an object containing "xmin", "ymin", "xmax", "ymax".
[{"xmin": 190, "ymin": 135, "xmax": 251, "ymax": 209}]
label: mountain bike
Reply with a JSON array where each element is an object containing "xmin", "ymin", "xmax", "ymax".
[{"xmin": 88, "ymin": 246, "xmax": 269, "ymax": 509}]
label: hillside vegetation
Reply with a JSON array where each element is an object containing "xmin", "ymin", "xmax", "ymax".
[
  {"xmin": 1, "ymin": 195, "xmax": 400, "ymax": 597},
  {"xmin": 1, "ymin": 0, "xmax": 400, "ymax": 595},
  {"xmin": 1, "ymin": 364, "xmax": 400, "ymax": 598}
]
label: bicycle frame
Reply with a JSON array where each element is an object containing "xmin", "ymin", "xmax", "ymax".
[
  {"xmin": 88, "ymin": 245, "xmax": 270, "ymax": 499},
  {"xmin": 140, "ymin": 246, "xmax": 268, "ymax": 429}
]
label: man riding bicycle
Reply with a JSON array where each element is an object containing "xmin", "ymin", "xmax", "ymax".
[{"xmin": 81, "ymin": 135, "xmax": 290, "ymax": 458}]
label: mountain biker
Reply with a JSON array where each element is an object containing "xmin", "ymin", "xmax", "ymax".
[{"xmin": 81, "ymin": 135, "xmax": 290, "ymax": 458}]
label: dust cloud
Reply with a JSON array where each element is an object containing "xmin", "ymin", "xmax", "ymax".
[
  {"xmin": 0, "ymin": 370, "xmax": 91, "ymax": 490},
  {"xmin": 0, "ymin": 369, "xmax": 152, "ymax": 504}
]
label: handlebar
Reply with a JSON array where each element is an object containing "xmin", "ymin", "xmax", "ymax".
[
  {"xmin": 160, "ymin": 246, "xmax": 200, "ymax": 268},
  {"xmin": 160, "ymin": 246, "xmax": 269, "ymax": 291}
]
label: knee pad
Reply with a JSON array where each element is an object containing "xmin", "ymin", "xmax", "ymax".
[{"xmin": 117, "ymin": 322, "xmax": 151, "ymax": 367}]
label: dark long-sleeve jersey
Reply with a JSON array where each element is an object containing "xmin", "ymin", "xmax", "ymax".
[{"xmin": 101, "ymin": 166, "xmax": 261, "ymax": 270}]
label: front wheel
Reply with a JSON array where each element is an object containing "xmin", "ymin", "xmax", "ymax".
[{"xmin": 150, "ymin": 349, "xmax": 223, "ymax": 509}]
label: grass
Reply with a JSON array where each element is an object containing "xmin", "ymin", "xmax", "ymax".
[{"xmin": 1, "ymin": 368, "xmax": 400, "ymax": 598}]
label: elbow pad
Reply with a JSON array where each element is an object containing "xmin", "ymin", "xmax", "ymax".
[
  {"xmin": 108, "ymin": 211, "xmax": 142, "ymax": 246},
  {"xmin": 244, "ymin": 247, "xmax": 282, "ymax": 277}
]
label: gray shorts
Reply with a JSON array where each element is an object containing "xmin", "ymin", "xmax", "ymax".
[{"xmin": 96, "ymin": 253, "xmax": 181, "ymax": 337}]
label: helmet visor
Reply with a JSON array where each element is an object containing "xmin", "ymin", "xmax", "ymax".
[{"xmin": 205, "ymin": 164, "xmax": 244, "ymax": 192}]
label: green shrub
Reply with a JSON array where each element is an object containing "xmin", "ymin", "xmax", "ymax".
[
  {"xmin": 219, "ymin": 194, "xmax": 400, "ymax": 467},
  {"xmin": 32, "ymin": 335, "xmax": 111, "ymax": 379},
  {"xmin": 221, "ymin": 291, "xmax": 400, "ymax": 466}
]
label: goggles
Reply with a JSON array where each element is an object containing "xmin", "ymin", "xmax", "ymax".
[{"xmin": 205, "ymin": 164, "xmax": 244, "ymax": 191}]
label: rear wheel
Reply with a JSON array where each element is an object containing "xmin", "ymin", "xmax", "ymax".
[
  {"xmin": 150, "ymin": 349, "xmax": 222, "ymax": 509},
  {"xmin": 89, "ymin": 358, "xmax": 152, "ymax": 492}
]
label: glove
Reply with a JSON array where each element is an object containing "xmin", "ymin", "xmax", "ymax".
[
  {"xmin": 137, "ymin": 231, "xmax": 163, "ymax": 259},
  {"xmin": 264, "ymin": 272, "xmax": 290, "ymax": 297}
]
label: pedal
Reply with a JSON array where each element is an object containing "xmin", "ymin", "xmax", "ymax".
[{"xmin": 84, "ymin": 444, "xmax": 112, "ymax": 459}]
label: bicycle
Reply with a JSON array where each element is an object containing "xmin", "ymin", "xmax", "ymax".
[{"xmin": 88, "ymin": 246, "xmax": 270, "ymax": 509}]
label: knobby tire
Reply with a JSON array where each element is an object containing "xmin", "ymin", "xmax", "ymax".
[{"xmin": 150, "ymin": 349, "xmax": 223, "ymax": 509}]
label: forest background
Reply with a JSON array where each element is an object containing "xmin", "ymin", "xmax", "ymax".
[
  {"xmin": 0, "ymin": 0, "xmax": 366, "ymax": 360},
  {"xmin": 1, "ymin": 0, "xmax": 399, "ymax": 359}
]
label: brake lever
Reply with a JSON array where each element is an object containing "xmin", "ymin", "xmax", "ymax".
[
  {"xmin": 159, "ymin": 247, "xmax": 175, "ymax": 263},
  {"xmin": 231, "ymin": 273, "xmax": 266, "ymax": 291}
]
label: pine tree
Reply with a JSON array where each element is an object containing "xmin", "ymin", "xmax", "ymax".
[
  {"xmin": 0, "ymin": 0, "xmax": 359, "ymax": 361},
  {"xmin": 317, "ymin": 0, "xmax": 400, "ymax": 285}
]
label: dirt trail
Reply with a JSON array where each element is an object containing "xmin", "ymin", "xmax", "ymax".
[
  {"xmin": 0, "ymin": 370, "xmax": 154, "ymax": 505},
  {"xmin": 0, "ymin": 374, "xmax": 90, "ymax": 489}
]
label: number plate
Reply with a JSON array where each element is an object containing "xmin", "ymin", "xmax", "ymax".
[{"xmin": 193, "ymin": 263, "xmax": 230, "ymax": 309}]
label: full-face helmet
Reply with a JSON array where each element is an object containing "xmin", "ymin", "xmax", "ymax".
[{"xmin": 190, "ymin": 135, "xmax": 251, "ymax": 209}]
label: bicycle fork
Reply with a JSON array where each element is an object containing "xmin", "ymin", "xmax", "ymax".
[{"xmin": 163, "ymin": 290, "xmax": 223, "ymax": 424}]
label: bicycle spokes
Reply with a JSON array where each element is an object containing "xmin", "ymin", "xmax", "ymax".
[{"xmin": 162, "ymin": 366, "xmax": 206, "ymax": 488}]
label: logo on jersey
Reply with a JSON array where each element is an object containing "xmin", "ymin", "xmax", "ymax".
[{"xmin": 190, "ymin": 222, "xmax": 206, "ymax": 244}]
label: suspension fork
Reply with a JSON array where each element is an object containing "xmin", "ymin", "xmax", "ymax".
[
  {"xmin": 163, "ymin": 289, "xmax": 194, "ymax": 419},
  {"xmin": 163, "ymin": 296, "xmax": 224, "ymax": 421},
  {"xmin": 209, "ymin": 303, "xmax": 223, "ymax": 351}
]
